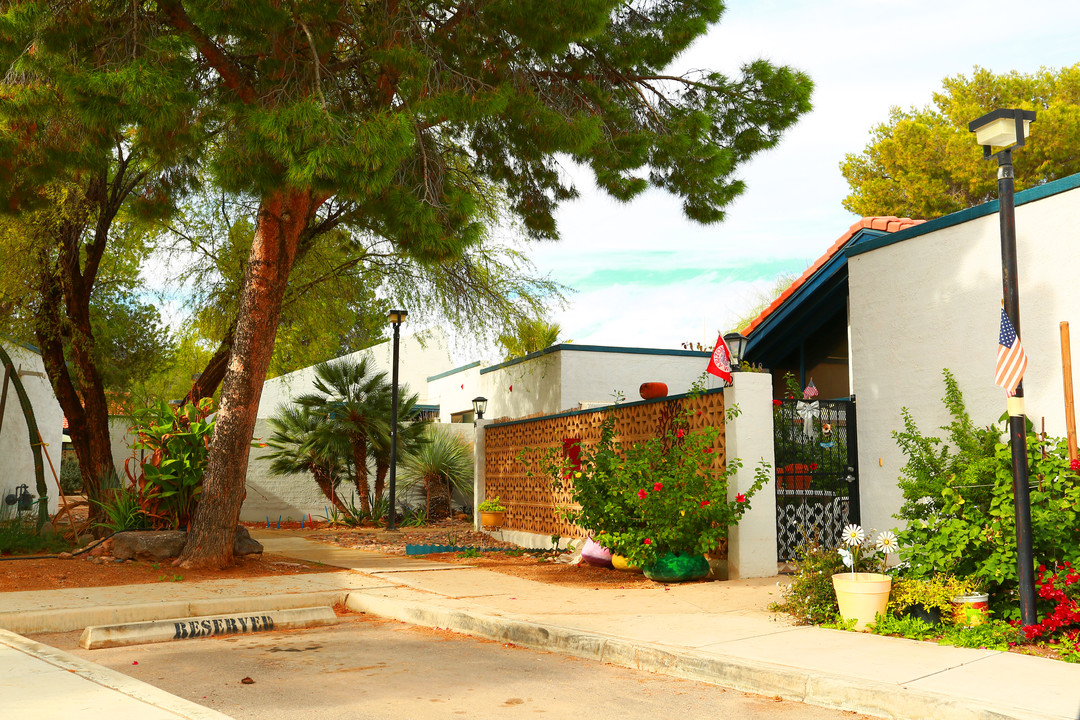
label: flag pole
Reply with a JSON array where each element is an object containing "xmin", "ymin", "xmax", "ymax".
[{"xmin": 1061, "ymin": 321, "xmax": 1078, "ymax": 464}]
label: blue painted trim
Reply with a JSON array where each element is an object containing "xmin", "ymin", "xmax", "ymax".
[
  {"xmin": 427, "ymin": 361, "xmax": 481, "ymax": 382},
  {"xmin": 485, "ymin": 387, "xmax": 725, "ymax": 429},
  {"xmin": 480, "ymin": 344, "xmax": 710, "ymax": 376},
  {"xmin": 1, "ymin": 336, "xmax": 42, "ymax": 354},
  {"xmin": 744, "ymin": 228, "xmax": 884, "ymax": 357},
  {"xmin": 847, "ymin": 172, "xmax": 1080, "ymax": 258}
]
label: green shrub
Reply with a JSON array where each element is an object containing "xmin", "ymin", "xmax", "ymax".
[
  {"xmin": 893, "ymin": 370, "xmax": 1080, "ymax": 621},
  {"xmin": 868, "ymin": 614, "xmax": 939, "ymax": 641},
  {"xmin": 59, "ymin": 459, "xmax": 83, "ymax": 495},
  {"xmin": 93, "ymin": 486, "xmax": 152, "ymax": 533},
  {"xmin": 940, "ymin": 620, "xmax": 1020, "ymax": 651},
  {"xmin": 888, "ymin": 575, "xmax": 968, "ymax": 619},
  {"xmin": 0, "ymin": 500, "xmax": 71, "ymax": 555},
  {"xmin": 769, "ymin": 537, "xmax": 845, "ymax": 625}
]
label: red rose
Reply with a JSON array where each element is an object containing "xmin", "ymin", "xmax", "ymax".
[
  {"xmin": 736, "ymin": 493, "xmax": 746, "ymax": 503},
  {"xmin": 653, "ymin": 482, "xmax": 663, "ymax": 491},
  {"xmin": 1071, "ymin": 458, "xmax": 1080, "ymax": 472},
  {"xmin": 643, "ymin": 538, "xmax": 652, "ymax": 545},
  {"xmin": 637, "ymin": 489, "xmax": 648, "ymax": 499}
]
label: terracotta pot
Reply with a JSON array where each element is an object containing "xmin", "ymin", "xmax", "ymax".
[
  {"xmin": 611, "ymin": 554, "xmax": 642, "ymax": 573},
  {"xmin": 581, "ymin": 538, "xmax": 614, "ymax": 568},
  {"xmin": 639, "ymin": 382, "xmax": 668, "ymax": 400},
  {"xmin": 832, "ymin": 572, "xmax": 892, "ymax": 631},
  {"xmin": 643, "ymin": 552, "xmax": 711, "ymax": 583},
  {"xmin": 479, "ymin": 510, "xmax": 505, "ymax": 529}
]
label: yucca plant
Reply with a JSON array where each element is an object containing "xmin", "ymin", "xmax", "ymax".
[{"xmin": 400, "ymin": 427, "xmax": 473, "ymax": 521}]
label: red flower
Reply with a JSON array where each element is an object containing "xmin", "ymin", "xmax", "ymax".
[
  {"xmin": 637, "ymin": 489, "xmax": 648, "ymax": 499},
  {"xmin": 1071, "ymin": 458, "xmax": 1080, "ymax": 472},
  {"xmin": 772, "ymin": 399, "xmax": 783, "ymax": 407},
  {"xmin": 736, "ymin": 493, "xmax": 746, "ymax": 503},
  {"xmin": 643, "ymin": 538, "xmax": 652, "ymax": 545},
  {"xmin": 676, "ymin": 429, "xmax": 685, "ymax": 438},
  {"xmin": 809, "ymin": 463, "xmax": 818, "ymax": 471},
  {"xmin": 653, "ymin": 482, "xmax": 663, "ymax": 491},
  {"xmin": 697, "ymin": 411, "xmax": 703, "ymax": 416},
  {"xmin": 700, "ymin": 500, "xmax": 710, "ymax": 508},
  {"xmin": 703, "ymin": 447, "xmax": 714, "ymax": 454}
]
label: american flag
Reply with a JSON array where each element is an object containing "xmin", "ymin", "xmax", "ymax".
[
  {"xmin": 995, "ymin": 309, "xmax": 1027, "ymax": 397},
  {"xmin": 803, "ymin": 379, "xmax": 818, "ymax": 399}
]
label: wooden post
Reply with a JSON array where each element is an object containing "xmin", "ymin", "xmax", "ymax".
[{"xmin": 1061, "ymin": 322, "xmax": 1078, "ymax": 464}]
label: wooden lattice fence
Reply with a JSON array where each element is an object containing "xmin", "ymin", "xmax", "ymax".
[{"xmin": 483, "ymin": 389, "xmax": 727, "ymax": 541}]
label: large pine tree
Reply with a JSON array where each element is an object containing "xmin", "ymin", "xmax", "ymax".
[{"xmin": 2, "ymin": 0, "xmax": 812, "ymax": 567}]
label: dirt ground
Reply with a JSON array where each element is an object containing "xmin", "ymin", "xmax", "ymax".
[{"xmin": 0, "ymin": 552, "xmax": 339, "ymax": 593}]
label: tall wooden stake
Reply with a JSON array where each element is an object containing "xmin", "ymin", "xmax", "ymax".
[{"xmin": 1061, "ymin": 321, "xmax": 1078, "ymax": 464}]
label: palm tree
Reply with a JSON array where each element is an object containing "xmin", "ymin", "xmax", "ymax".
[
  {"xmin": 497, "ymin": 317, "xmax": 564, "ymax": 360},
  {"xmin": 263, "ymin": 405, "xmax": 349, "ymax": 511},
  {"xmin": 400, "ymin": 426, "xmax": 474, "ymax": 520},
  {"xmin": 295, "ymin": 357, "xmax": 391, "ymax": 513},
  {"xmin": 369, "ymin": 386, "xmax": 428, "ymax": 503}
]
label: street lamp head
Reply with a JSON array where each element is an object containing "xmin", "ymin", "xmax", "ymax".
[
  {"xmin": 969, "ymin": 108, "xmax": 1036, "ymax": 159},
  {"xmin": 472, "ymin": 396, "xmax": 488, "ymax": 420},
  {"xmin": 723, "ymin": 331, "xmax": 748, "ymax": 369},
  {"xmin": 387, "ymin": 309, "xmax": 408, "ymax": 324}
]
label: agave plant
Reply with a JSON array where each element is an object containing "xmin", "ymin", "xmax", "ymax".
[{"xmin": 400, "ymin": 426, "xmax": 473, "ymax": 521}]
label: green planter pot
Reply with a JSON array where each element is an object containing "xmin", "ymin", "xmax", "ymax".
[{"xmin": 642, "ymin": 552, "xmax": 711, "ymax": 583}]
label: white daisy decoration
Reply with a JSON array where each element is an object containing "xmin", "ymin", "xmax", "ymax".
[
  {"xmin": 841, "ymin": 524, "xmax": 865, "ymax": 547},
  {"xmin": 838, "ymin": 548, "xmax": 853, "ymax": 568},
  {"xmin": 876, "ymin": 531, "xmax": 899, "ymax": 553}
]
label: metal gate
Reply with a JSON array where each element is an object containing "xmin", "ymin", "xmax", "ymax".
[{"xmin": 774, "ymin": 396, "xmax": 859, "ymax": 562}]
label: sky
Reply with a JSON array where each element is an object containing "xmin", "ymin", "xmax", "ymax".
[{"xmin": 480, "ymin": 0, "xmax": 1080, "ymax": 359}]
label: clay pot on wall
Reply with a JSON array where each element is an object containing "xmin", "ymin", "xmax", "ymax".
[{"xmin": 639, "ymin": 382, "xmax": 668, "ymax": 401}]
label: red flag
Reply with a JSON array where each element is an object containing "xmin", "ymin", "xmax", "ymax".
[{"xmin": 706, "ymin": 333, "xmax": 733, "ymax": 383}]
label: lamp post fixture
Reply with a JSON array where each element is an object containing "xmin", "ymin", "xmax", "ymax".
[
  {"xmin": 723, "ymin": 331, "xmax": 748, "ymax": 371},
  {"xmin": 472, "ymin": 396, "xmax": 488, "ymax": 422},
  {"xmin": 969, "ymin": 108, "xmax": 1037, "ymax": 625},
  {"xmin": 386, "ymin": 309, "xmax": 408, "ymax": 532}
]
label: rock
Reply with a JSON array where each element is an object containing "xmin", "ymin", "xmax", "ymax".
[
  {"xmin": 112, "ymin": 531, "xmax": 187, "ymax": 561},
  {"xmin": 101, "ymin": 538, "xmax": 113, "ymax": 552},
  {"xmin": 57, "ymin": 552, "xmax": 73, "ymax": 560},
  {"xmin": 39, "ymin": 521, "xmax": 57, "ymax": 537},
  {"xmin": 100, "ymin": 555, "xmax": 115, "ymax": 563},
  {"xmin": 233, "ymin": 525, "xmax": 263, "ymax": 557}
]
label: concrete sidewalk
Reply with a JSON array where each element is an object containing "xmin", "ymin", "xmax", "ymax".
[{"xmin": 2, "ymin": 533, "xmax": 1078, "ymax": 720}]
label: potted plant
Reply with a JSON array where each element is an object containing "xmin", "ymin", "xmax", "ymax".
[
  {"xmin": 888, "ymin": 575, "xmax": 966, "ymax": 626},
  {"xmin": 478, "ymin": 496, "xmax": 506, "ymax": 529},
  {"xmin": 546, "ymin": 399, "xmax": 768, "ymax": 583},
  {"xmin": 950, "ymin": 578, "xmax": 990, "ymax": 626},
  {"xmin": 831, "ymin": 524, "xmax": 896, "ymax": 630}
]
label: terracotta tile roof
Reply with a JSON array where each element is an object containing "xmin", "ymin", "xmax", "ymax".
[{"xmin": 742, "ymin": 216, "xmax": 925, "ymax": 337}]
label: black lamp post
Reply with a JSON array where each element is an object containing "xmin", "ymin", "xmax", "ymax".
[
  {"xmin": 969, "ymin": 108, "xmax": 1037, "ymax": 625},
  {"xmin": 723, "ymin": 331, "xmax": 748, "ymax": 371},
  {"xmin": 386, "ymin": 309, "xmax": 408, "ymax": 531},
  {"xmin": 472, "ymin": 396, "xmax": 488, "ymax": 422}
]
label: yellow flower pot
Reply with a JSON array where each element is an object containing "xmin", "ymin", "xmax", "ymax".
[
  {"xmin": 480, "ymin": 510, "xmax": 505, "ymax": 529},
  {"xmin": 611, "ymin": 554, "xmax": 641, "ymax": 573},
  {"xmin": 832, "ymin": 573, "xmax": 892, "ymax": 631}
]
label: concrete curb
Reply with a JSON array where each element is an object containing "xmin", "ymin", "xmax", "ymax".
[
  {"xmin": 0, "ymin": 628, "xmax": 233, "ymax": 720},
  {"xmin": 0, "ymin": 590, "xmax": 346, "ymax": 634},
  {"xmin": 80, "ymin": 606, "xmax": 338, "ymax": 649},
  {"xmin": 344, "ymin": 592, "xmax": 1045, "ymax": 720}
]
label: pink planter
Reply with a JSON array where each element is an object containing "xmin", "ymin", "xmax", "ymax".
[{"xmin": 581, "ymin": 538, "xmax": 614, "ymax": 568}]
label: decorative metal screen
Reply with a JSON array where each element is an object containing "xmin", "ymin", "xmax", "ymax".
[
  {"xmin": 484, "ymin": 391, "xmax": 727, "ymax": 553},
  {"xmin": 773, "ymin": 397, "xmax": 859, "ymax": 561}
]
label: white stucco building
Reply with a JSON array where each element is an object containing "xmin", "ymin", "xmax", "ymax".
[{"xmin": 0, "ymin": 340, "xmax": 64, "ymax": 516}]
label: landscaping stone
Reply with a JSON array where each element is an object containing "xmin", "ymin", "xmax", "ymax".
[
  {"xmin": 233, "ymin": 526, "xmax": 263, "ymax": 557},
  {"xmin": 111, "ymin": 531, "xmax": 187, "ymax": 561}
]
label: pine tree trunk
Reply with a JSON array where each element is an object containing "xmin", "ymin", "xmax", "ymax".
[{"xmin": 179, "ymin": 188, "xmax": 323, "ymax": 569}]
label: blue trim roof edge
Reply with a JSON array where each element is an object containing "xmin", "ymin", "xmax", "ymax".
[
  {"xmin": 847, "ymin": 172, "xmax": 1080, "ymax": 258},
  {"xmin": 479, "ymin": 344, "xmax": 710, "ymax": 376},
  {"xmin": 427, "ymin": 361, "xmax": 481, "ymax": 382}
]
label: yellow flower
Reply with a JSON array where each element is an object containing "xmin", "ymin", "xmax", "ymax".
[
  {"xmin": 574, "ymin": 472, "xmax": 582, "ymax": 479},
  {"xmin": 680, "ymin": 510, "xmax": 685, "ymax": 517}
]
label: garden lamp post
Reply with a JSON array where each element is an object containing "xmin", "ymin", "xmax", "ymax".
[
  {"xmin": 969, "ymin": 108, "xmax": 1037, "ymax": 625},
  {"xmin": 723, "ymin": 331, "xmax": 748, "ymax": 371},
  {"xmin": 386, "ymin": 309, "xmax": 408, "ymax": 531},
  {"xmin": 472, "ymin": 396, "xmax": 488, "ymax": 422}
]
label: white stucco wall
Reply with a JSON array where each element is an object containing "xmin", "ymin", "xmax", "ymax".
[
  {"xmin": 256, "ymin": 329, "xmax": 450, "ymax": 419},
  {"xmin": 427, "ymin": 363, "xmax": 483, "ymax": 423},
  {"xmin": 0, "ymin": 342, "xmax": 63, "ymax": 515},
  {"xmin": 558, "ymin": 347, "xmax": 721, "ymax": 407},
  {"xmin": 849, "ymin": 183, "xmax": 1080, "ymax": 532}
]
